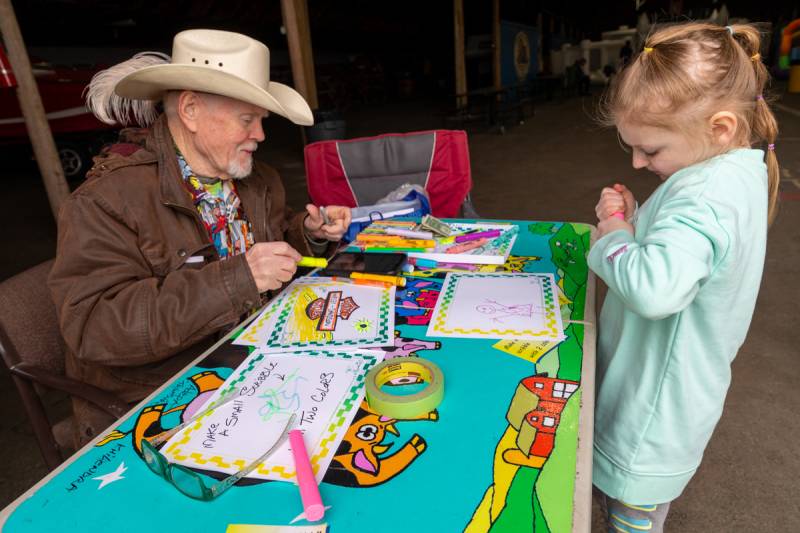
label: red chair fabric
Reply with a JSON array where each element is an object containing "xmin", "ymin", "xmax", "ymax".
[{"xmin": 304, "ymin": 130, "xmax": 472, "ymax": 218}]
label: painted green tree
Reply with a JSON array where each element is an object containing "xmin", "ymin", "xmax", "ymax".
[{"xmin": 548, "ymin": 223, "xmax": 591, "ymax": 382}]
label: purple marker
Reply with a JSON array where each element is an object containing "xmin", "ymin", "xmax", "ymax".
[
  {"xmin": 454, "ymin": 229, "xmax": 502, "ymax": 243},
  {"xmin": 436, "ymin": 262, "xmax": 478, "ymax": 271}
]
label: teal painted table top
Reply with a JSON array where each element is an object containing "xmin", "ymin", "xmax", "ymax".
[{"xmin": 1, "ymin": 220, "xmax": 596, "ymax": 533}]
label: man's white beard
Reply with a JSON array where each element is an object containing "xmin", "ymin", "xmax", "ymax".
[
  {"xmin": 228, "ymin": 155, "xmax": 253, "ymax": 179},
  {"xmin": 228, "ymin": 150, "xmax": 255, "ymax": 179}
]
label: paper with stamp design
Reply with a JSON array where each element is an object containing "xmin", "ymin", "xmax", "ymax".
[{"xmin": 234, "ymin": 277, "xmax": 395, "ymax": 352}]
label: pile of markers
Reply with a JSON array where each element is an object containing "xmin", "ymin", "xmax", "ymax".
[
  {"xmin": 352, "ymin": 219, "xmax": 503, "ymax": 253},
  {"xmin": 352, "ymin": 220, "xmax": 435, "ymax": 252}
]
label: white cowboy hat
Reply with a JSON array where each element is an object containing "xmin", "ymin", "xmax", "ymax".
[{"xmin": 115, "ymin": 29, "xmax": 314, "ymax": 126}]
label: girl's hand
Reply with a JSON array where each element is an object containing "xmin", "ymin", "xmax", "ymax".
[
  {"xmin": 596, "ymin": 183, "xmax": 636, "ymax": 221},
  {"xmin": 613, "ymin": 183, "xmax": 636, "ymax": 219},
  {"xmin": 597, "ymin": 216, "xmax": 634, "ymax": 239}
]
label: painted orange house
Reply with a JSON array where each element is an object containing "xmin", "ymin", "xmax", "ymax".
[{"xmin": 506, "ymin": 374, "xmax": 580, "ymax": 459}]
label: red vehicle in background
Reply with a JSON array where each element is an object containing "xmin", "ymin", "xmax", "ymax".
[{"xmin": 0, "ymin": 54, "xmax": 118, "ymax": 181}]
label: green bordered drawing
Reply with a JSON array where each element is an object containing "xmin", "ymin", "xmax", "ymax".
[
  {"xmin": 234, "ymin": 293, "xmax": 287, "ymax": 346},
  {"xmin": 164, "ymin": 349, "xmax": 378, "ymax": 480},
  {"xmin": 428, "ymin": 272, "xmax": 563, "ymax": 339}
]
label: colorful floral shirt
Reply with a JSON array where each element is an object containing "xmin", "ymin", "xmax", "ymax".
[{"xmin": 177, "ymin": 152, "xmax": 255, "ymax": 259}]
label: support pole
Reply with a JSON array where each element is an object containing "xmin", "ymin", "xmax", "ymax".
[
  {"xmin": 492, "ymin": 0, "xmax": 501, "ymax": 93},
  {"xmin": 454, "ymin": 0, "xmax": 467, "ymax": 108},
  {"xmin": 281, "ymin": 0, "xmax": 318, "ymax": 110},
  {"xmin": 0, "ymin": 0, "xmax": 70, "ymax": 220}
]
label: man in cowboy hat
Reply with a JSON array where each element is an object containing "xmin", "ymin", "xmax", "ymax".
[{"xmin": 48, "ymin": 29, "xmax": 352, "ymax": 445}]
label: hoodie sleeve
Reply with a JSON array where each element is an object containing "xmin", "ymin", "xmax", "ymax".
[{"xmin": 588, "ymin": 193, "xmax": 729, "ymax": 320}]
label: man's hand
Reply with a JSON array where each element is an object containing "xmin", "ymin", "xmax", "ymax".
[
  {"xmin": 245, "ymin": 242, "xmax": 302, "ymax": 292},
  {"xmin": 596, "ymin": 183, "xmax": 636, "ymax": 221},
  {"xmin": 304, "ymin": 204, "xmax": 352, "ymax": 242}
]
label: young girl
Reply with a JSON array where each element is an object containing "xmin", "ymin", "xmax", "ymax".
[{"xmin": 589, "ymin": 23, "xmax": 779, "ymax": 532}]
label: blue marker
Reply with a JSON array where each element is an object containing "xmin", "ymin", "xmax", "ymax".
[{"xmin": 410, "ymin": 258, "xmax": 438, "ymax": 269}]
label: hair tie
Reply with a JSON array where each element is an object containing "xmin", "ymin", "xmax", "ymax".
[
  {"xmin": 767, "ymin": 143, "xmax": 775, "ymax": 152},
  {"xmin": 751, "ymin": 53, "xmax": 761, "ymax": 61},
  {"xmin": 726, "ymin": 26, "xmax": 734, "ymax": 35},
  {"xmin": 756, "ymin": 94, "xmax": 764, "ymax": 101},
  {"xmin": 643, "ymin": 47, "xmax": 654, "ymax": 54}
]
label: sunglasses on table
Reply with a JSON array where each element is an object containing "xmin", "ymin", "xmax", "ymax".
[{"xmin": 140, "ymin": 393, "xmax": 295, "ymax": 501}]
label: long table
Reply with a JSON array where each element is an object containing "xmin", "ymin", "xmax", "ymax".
[{"xmin": 0, "ymin": 220, "xmax": 596, "ymax": 533}]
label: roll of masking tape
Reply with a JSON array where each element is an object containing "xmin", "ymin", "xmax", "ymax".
[{"xmin": 365, "ymin": 358, "xmax": 444, "ymax": 418}]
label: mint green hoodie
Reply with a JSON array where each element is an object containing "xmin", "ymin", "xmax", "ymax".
[{"xmin": 588, "ymin": 149, "xmax": 768, "ymax": 504}]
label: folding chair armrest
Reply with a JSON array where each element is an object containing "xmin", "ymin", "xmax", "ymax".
[
  {"xmin": 10, "ymin": 362, "xmax": 129, "ymax": 418},
  {"xmin": 461, "ymin": 194, "xmax": 480, "ymax": 219}
]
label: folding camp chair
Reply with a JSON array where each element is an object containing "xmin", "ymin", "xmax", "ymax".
[
  {"xmin": 0, "ymin": 260, "xmax": 127, "ymax": 469},
  {"xmin": 304, "ymin": 130, "xmax": 478, "ymax": 218}
]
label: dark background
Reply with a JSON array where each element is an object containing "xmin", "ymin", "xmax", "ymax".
[{"xmin": 12, "ymin": 0, "xmax": 800, "ymax": 101}]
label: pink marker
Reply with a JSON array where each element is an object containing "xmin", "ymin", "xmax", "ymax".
[
  {"xmin": 454, "ymin": 229, "xmax": 502, "ymax": 242},
  {"xmin": 611, "ymin": 211, "xmax": 625, "ymax": 220},
  {"xmin": 289, "ymin": 429, "xmax": 325, "ymax": 522}
]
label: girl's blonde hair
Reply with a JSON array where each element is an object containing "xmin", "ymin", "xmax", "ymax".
[{"xmin": 600, "ymin": 22, "xmax": 780, "ymax": 224}]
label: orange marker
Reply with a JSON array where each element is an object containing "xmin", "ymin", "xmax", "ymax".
[{"xmin": 444, "ymin": 238, "xmax": 489, "ymax": 254}]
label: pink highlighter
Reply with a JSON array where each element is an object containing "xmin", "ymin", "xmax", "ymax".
[
  {"xmin": 289, "ymin": 429, "xmax": 325, "ymax": 522},
  {"xmin": 611, "ymin": 211, "xmax": 625, "ymax": 220}
]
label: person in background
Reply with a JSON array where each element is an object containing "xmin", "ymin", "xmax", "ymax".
[
  {"xmin": 49, "ymin": 29, "xmax": 351, "ymax": 445},
  {"xmin": 619, "ymin": 40, "xmax": 633, "ymax": 67},
  {"xmin": 590, "ymin": 22, "xmax": 778, "ymax": 532},
  {"xmin": 568, "ymin": 57, "xmax": 591, "ymax": 96}
]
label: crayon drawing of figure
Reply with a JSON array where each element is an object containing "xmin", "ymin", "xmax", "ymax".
[{"xmin": 475, "ymin": 299, "xmax": 533, "ymax": 324}]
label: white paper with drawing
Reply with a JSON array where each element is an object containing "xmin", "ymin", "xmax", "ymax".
[
  {"xmin": 234, "ymin": 277, "xmax": 395, "ymax": 352},
  {"xmin": 426, "ymin": 273, "xmax": 565, "ymax": 341},
  {"xmin": 161, "ymin": 349, "xmax": 382, "ymax": 482}
]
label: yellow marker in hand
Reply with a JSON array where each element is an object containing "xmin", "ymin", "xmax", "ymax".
[{"xmin": 298, "ymin": 257, "xmax": 328, "ymax": 268}]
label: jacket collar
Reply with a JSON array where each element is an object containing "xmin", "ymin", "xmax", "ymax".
[{"xmin": 147, "ymin": 115, "xmax": 194, "ymax": 212}]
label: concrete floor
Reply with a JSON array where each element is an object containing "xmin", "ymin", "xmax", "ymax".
[{"xmin": 1, "ymin": 88, "xmax": 799, "ymax": 531}]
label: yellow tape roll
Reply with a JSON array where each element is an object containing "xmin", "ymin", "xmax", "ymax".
[{"xmin": 365, "ymin": 358, "xmax": 444, "ymax": 418}]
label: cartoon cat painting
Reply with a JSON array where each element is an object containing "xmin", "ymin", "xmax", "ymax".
[{"xmin": 324, "ymin": 400, "xmax": 438, "ymax": 487}]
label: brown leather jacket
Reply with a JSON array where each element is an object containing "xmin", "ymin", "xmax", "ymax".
[{"xmin": 49, "ymin": 115, "xmax": 312, "ymax": 427}]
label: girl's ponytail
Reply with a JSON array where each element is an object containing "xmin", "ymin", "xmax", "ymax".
[
  {"xmin": 730, "ymin": 24, "xmax": 780, "ymax": 224},
  {"xmin": 757, "ymin": 100, "xmax": 780, "ymax": 225}
]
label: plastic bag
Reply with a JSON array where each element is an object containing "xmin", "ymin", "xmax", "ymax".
[{"xmin": 343, "ymin": 184, "xmax": 431, "ymax": 242}]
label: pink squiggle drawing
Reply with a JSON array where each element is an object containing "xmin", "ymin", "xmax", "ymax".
[{"xmin": 475, "ymin": 299, "xmax": 534, "ymax": 323}]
